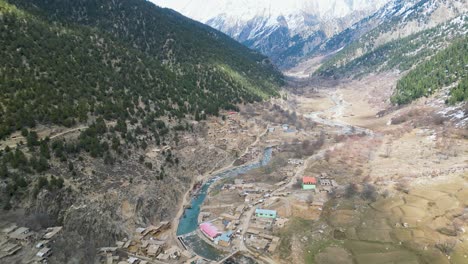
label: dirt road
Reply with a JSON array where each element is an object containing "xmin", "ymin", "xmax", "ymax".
[{"xmin": 0, "ymin": 121, "xmax": 117, "ymax": 151}]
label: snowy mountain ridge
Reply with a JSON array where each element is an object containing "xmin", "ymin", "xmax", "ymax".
[
  {"xmin": 151, "ymin": 0, "xmax": 388, "ymax": 27},
  {"xmin": 150, "ymin": 0, "xmax": 390, "ymax": 67}
]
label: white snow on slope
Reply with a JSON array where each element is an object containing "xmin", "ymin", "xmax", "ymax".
[{"xmin": 150, "ymin": 0, "xmax": 389, "ymax": 33}]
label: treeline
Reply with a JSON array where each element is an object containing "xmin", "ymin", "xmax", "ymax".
[
  {"xmin": 0, "ymin": 0, "xmax": 283, "ymax": 140},
  {"xmin": 392, "ymin": 37, "xmax": 468, "ymax": 105}
]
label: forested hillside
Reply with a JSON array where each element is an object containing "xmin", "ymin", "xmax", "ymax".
[
  {"xmin": 0, "ymin": 1, "xmax": 283, "ymax": 260},
  {"xmin": 310, "ymin": 0, "xmax": 467, "ymax": 71},
  {"xmin": 392, "ymin": 37, "xmax": 468, "ymax": 105},
  {"xmin": 316, "ymin": 15, "xmax": 468, "ymax": 78},
  {"xmin": 0, "ymin": 0, "xmax": 283, "ymax": 140},
  {"xmin": 313, "ymin": 14, "xmax": 468, "ymax": 105}
]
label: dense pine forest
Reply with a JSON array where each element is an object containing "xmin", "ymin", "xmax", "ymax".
[
  {"xmin": 0, "ymin": 0, "xmax": 283, "ymax": 212},
  {"xmin": 316, "ymin": 15, "xmax": 468, "ymax": 80},
  {"xmin": 0, "ymin": 0, "xmax": 283, "ymax": 140},
  {"xmin": 313, "ymin": 14, "xmax": 467, "ymax": 106},
  {"xmin": 392, "ymin": 37, "xmax": 468, "ymax": 105}
]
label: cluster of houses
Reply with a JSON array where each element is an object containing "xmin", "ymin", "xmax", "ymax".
[
  {"xmin": 244, "ymin": 208, "xmax": 281, "ymax": 253},
  {"xmin": 197, "ymin": 206, "xmax": 283, "ymax": 255},
  {"xmin": 196, "ymin": 175, "xmax": 288, "ymax": 254},
  {"xmin": 220, "ymin": 180, "xmax": 274, "ymax": 205},
  {"xmin": 192, "ymin": 163, "xmax": 340, "ymax": 259},
  {"xmin": 98, "ymin": 222, "xmax": 191, "ymax": 264},
  {"xmin": 197, "ymin": 203, "xmax": 248, "ymax": 248},
  {"xmin": 0, "ymin": 224, "xmax": 62, "ymax": 263}
]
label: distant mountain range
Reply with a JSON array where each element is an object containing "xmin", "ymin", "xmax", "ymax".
[
  {"xmin": 151, "ymin": 0, "xmax": 390, "ymax": 68},
  {"xmin": 312, "ymin": 0, "xmax": 468, "ymax": 105},
  {"xmin": 312, "ymin": 0, "xmax": 468, "ymax": 69},
  {"xmin": 152, "ymin": 0, "xmax": 467, "ymax": 71}
]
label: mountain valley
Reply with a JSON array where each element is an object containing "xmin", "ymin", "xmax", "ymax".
[{"xmin": 0, "ymin": 0, "xmax": 467, "ymax": 264}]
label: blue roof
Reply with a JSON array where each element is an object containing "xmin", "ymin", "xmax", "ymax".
[
  {"xmin": 216, "ymin": 231, "xmax": 233, "ymax": 242},
  {"xmin": 255, "ymin": 209, "xmax": 277, "ymax": 215}
]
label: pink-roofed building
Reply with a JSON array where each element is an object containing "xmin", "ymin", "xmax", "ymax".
[{"xmin": 199, "ymin": 223, "xmax": 221, "ymax": 241}]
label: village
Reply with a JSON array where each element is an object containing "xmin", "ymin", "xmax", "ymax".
[
  {"xmin": 96, "ymin": 222, "xmax": 190, "ymax": 264},
  {"xmin": 2, "ymin": 84, "xmax": 465, "ymax": 264},
  {"xmin": 90, "ymin": 163, "xmax": 340, "ymax": 264},
  {"xmin": 0, "ymin": 224, "xmax": 63, "ymax": 263},
  {"xmin": 85, "ymin": 91, "xmax": 468, "ymax": 264},
  {"xmin": 193, "ymin": 172, "xmax": 338, "ymax": 256},
  {"xmin": 175, "ymin": 109, "xmax": 344, "ymax": 263},
  {"xmin": 85, "ymin": 106, "xmax": 344, "ymax": 264}
]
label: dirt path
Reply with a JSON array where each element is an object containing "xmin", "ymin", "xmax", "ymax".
[
  {"xmin": 48, "ymin": 126, "xmax": 89, "ymax": 139},
  {"xmin": 0, "ymin": 121, "xmax": 117, "ymax": 151},
  {"xmin": 280, "ymin": 76, "xmax": 468, "ymax": 264}
]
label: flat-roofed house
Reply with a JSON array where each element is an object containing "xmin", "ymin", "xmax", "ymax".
[
  {"xmin": 319, "ymin": 178, "xmax": 332, "ymax": 186},
  {"xmin": 215, "ymin": 231, "xmax": 233, "ymax": 247},
  {"xmin": 43, "ymin": 226, "xmax": 62, "ymax": 240},
  {"xmin": 1, "ymin": 225, "xmax": 17, "ymax": 234},
  {"xmin": 1, "ymin": 243, "xmax": 22, "ymax": 257},
  {"xmin": 147, "ymin": 244, "xmax": 161, "ymax": 257},
  {"xmin": 8, "ymin": 227, "xmax": 33, "ymax": 241},
  {"xmin": 255, "ymin": 209, "xmax": 277, "ymax": 219}
]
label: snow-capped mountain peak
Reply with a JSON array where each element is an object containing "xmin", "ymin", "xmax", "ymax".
[
  {"xmin": 152, "ymin": 0, "xmax": 389, "ymax": 29},
  {"xmin": 150, "ymin": 0, "xmax": 390, "ymax": 67}
]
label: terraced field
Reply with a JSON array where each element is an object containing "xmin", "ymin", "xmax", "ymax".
[{"xmin": 319, "ymin": 175, "xmax": 468, "ymax": 264}]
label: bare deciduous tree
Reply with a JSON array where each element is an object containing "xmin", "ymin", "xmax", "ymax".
[
  {"xmin": 361, "ymin": 183, "xmax": 378, "ymax": 201},
  {"xmin": 345, "ymin": 183, "xmax": 359, "ymax": 198}
]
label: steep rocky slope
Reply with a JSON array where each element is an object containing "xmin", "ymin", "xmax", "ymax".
[
  {"xmin": 311, "ymin": 0, "xmax": 468, "ymax": 70},
  {"xmin": 310, "ymin": 0, "xmax": 468, "ymax": 106}
]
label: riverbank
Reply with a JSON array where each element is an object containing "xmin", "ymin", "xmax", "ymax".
[
  {"xmin": 175, "ymin": 148, "xmax": 273, "ymax": 260},
  {"xmin": 170, "ymin": 124, "xmax": 271, "ymax": 259},
  {"xmin": 170, "ymin": 72, "xmax": 467, "ymax": 263}
]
